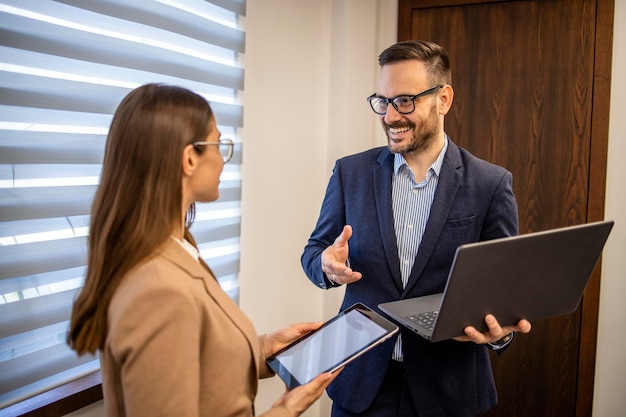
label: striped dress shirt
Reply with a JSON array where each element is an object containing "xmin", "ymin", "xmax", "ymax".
[{"xmin": 391, "ymin": 138, "xmax": 448, "ymax": 361}]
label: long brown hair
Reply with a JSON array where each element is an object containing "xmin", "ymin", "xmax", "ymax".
[{"xmin": 68, "ymin": 84, "xmax": 214, "ymax": 355}]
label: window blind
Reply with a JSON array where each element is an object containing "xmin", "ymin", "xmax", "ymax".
[{"xmin": 0, "ymin": 0, "xmax": 245, "ymax": 408}]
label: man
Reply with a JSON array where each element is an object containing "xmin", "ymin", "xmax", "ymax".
[{"xmin": 301, "ymin": 40, "xmax": 532, "ymax": 417}]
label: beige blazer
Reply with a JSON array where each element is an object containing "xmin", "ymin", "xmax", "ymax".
[{"xmin": 101, "ymin": 239, "xmax": 291, "ymax": 417}]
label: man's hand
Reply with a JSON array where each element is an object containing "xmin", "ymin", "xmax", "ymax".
[
  {"xmin": 321, "ymin": 225, "xmax": 362, "ymax": 285},
  {"xmin": 453, "ymin": 314, "xmax": 531, "ymax": 344}
]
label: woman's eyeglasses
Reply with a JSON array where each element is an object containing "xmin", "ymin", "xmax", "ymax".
[{"xmin": 192, "ymin": 138, "xmax": 234, "ymax": 163}]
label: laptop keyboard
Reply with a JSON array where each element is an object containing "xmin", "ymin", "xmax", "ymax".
[{"xmin": 407, "ymin": 310, "xmax": 439, "ymax": 331}]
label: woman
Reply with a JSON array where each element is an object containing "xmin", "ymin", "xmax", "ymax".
[{"xmin": 68, "ymin": 84, "xmax": 337, "ymax": 416}]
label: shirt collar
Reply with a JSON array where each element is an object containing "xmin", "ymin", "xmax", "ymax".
[
  {"xmin": 393, "ymin": 135, "xmax": 449, "ymax": 176},
  {"xmin": 171, "ymin": 235, "xmax": 199, "ymax": 262}
]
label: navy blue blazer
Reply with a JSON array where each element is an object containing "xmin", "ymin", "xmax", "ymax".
[{"xmin": 301, "ymin": 139, "xmax": 519, "ymax": 416}]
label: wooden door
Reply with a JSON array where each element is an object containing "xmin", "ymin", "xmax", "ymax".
[{"xmin": 398, "ymin": 0, "xmax": 614, "ymax": 416}]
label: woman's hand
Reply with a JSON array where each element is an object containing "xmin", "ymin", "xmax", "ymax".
[
  {"xmin": 264, "ymin": 322, "xmax": 322, "ymax": 357},
  {"xmin": 270, "ymin": 370, "xmax": 341, "ymax": 416}
]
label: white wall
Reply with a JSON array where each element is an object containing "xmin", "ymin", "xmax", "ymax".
[
  {"xmin": 239, "ymin": 1, "xmax": 396, "ymax": 415},
  {"xmin": 593, "ymin": 0, "xmax": 626, "ymax": 416}
]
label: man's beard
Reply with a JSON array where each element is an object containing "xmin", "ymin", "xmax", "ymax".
[{"xmin": 385, "ymin": 105, "xmax": 439, "ymax": 155}]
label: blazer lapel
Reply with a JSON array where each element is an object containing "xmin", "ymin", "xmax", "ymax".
[
  {"xmin": 374, "ymin": 150, "xmax": 404, "ymax": 292},
  {"xmin": 159, "ymin": 240, "xmax": 262, "ymax": 375},
  {"xmin": 402, "ymin": 141, "xmax": 463, "ymax": 296}
]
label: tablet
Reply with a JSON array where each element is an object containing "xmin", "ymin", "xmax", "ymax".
[{"xmin": 266, "ymin": 303, "xmax": 399, "ymax": 389}]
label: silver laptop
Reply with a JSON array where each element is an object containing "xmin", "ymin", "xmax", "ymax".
[{"xmin": 378, "ymin": 220, "xmax": 614, "ymax": 342}]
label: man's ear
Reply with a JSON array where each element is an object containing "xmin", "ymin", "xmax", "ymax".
[
  {"xmin": 439, "ymin": 84, "xmax": 454, "ymax": 116},
  {"xmin": 181, "ymin": 144, "xmax": 197, "ymax": 177}
]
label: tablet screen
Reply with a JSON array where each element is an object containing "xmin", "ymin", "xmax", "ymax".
[{"xmin": 266, "ymin": 303, "xmax": 398, "ymax": 389}]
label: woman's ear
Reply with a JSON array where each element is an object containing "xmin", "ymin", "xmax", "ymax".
[{"xmin": 181, "ymin": 144, "xmax": 197, "ymax": 177}]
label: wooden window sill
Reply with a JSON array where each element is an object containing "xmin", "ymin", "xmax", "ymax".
[{"xmin": 0, "ymin": 372, "xmax": 102, "ymax": 417}]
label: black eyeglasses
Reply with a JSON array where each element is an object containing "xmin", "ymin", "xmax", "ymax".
[
  {"xmin": 367, "ymin": 85, "xmax": 443, "ymax": 115},
  {"xmin": 192, "ymin": 138, "xmax": 234, "ymax": 163}
]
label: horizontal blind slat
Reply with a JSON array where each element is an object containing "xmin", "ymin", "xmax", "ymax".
[
  {"xmin": 0, "ymin": 267, "xmax": 85, "ymax": 294},
  {"xmin": 206, "ymin": 254, "xmax": 240, "ymax": 279},
  {"xmin": 0, "ymin": 16, "xmax": 244, "ymax": 89},
  {"xmin": 0, "ymin": 44, "xmax": 242, "ymax": 98},
  {"xmin": 0, "ymin": 238, "xmax": 87, "ymax": 281},
  {"xmin": 0, "ymin": 342, "xmax": 96, "ymax": 395},
  {"xmin": 0, "ymin": 104, "xmax": 112, "ymax": 127},
  {"xmin": 0, "ymin": 215, "xmax": 89, "ymax": 241},
  {"xmin": 56, "ymin": 0, "xmax": 245, "ymax": 53},
  {"xmin": 215, "ymin": 182, "xmax": 242, "ymax": 203},
  {"xmin": 0, "ymin": 183, "xmax": 241, "ymax": 223},
  {"xmin": 0, "ymin": 137, "xmax": 243, "ymax": 166},
  {"xmin": 190, "ymin": 220, "xmax": 241, "ymax": 243},
  {"xmin": 0, "ymin": 76, "xmax": 134, "ymax": 116},
  {"xmin": 0, "ymin": 186, "xmax": 95, "ymax": 222},
  {"xmin": 0, "ymin": 289, "xmax": 78, "ymax": 338},
  {"xmin": 2, "ymin": 0, "xmax": 244, "ymax": 52},
  {"xmin": 0, "ymin": 84, "xmax": 243, "ymax": 127},
  {"xmin": 8, "ymin": 164, "xmax": 101, "ymax": 182},
  {"xmin": 0, "ymin": 321, "xmax": 68, "ymax": 354},
  {"xmin": 0, "ymin": 131, "xmax": 106, "ymax": 165},
  {"xmin": 204, "ymin": 0, "xmax": 246, "ymax": 15}
]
